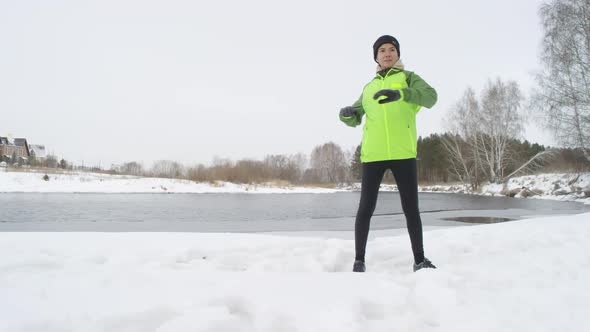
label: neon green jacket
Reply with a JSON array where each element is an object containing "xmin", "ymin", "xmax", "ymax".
[{"xmin": 340, "ymin": 68, "xmax": 437, "ymax": 162}]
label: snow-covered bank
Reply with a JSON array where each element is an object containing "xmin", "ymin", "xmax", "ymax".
[
  {"xmin": 1, "ymin": 213, "xmax": 589, "ymax": 331},
  {"xmin": 418, "ymin": 173, "xmax": 589, "ymax": 205},
  {"xmin": 0, "ymin": 170, "xmax": 342, "ymax": 194},
  {"xmin": 1, "ymin": 170, "xmax": 589, "ymax": 205},
  {"xmin": 483, "ymin": 173, "xmax": 590, "ymax": 205},
  {"xmin": 481, "ymin": 172, "xmax": 590, "ymax": 201}
]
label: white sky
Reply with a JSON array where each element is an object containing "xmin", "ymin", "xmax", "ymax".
[{"xmin": 0, "ymin": 0, "xmax": 550, "ymax": 167}]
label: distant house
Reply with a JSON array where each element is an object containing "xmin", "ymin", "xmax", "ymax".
[
  {"xmin": 0, "ymin": 137, "xmax": 30, "ymax": 163},
  {"xmin": 29, "ymin": 144, "xmax": 47, "ymax": 161}
]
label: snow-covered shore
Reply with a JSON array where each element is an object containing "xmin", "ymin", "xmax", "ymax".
[
  {"xmin": 420, "ymin": 172, "xmax": 590, "ymax": 205},
  {"xmin": 0, "ymin": 170, "xmax": 342, "ymax": 194},
  {"xmin": 0, "ymin": 170, "xmax": 589, "ymax": 204},
  {"xmin": 2, "ymin": 169, "xmax": 589, "ymax": 330},
  {"xmin": 1, "ymin": 212, "xmax": 589, "ymax": 331}
]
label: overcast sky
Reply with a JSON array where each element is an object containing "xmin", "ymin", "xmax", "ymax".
[{"xmin": 1, "ymin": 0, "xmax": 550, "ymax": 167}]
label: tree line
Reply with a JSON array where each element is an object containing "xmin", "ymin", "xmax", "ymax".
[
  {"xmin": 107, "ymin": 137, "xmax": 588, "ymax": 186},
  {"xmin": 113, "ymin": 144, "xmax": 352, "ymax": 185},
  {"xmin": 9, "ymin": 135, "xmax": 588, "ymax": 186}
]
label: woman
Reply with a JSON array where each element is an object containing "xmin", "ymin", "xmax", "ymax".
[{"xmin": 339, "ymin": 35, "xmax": 438, "ymax": 272}]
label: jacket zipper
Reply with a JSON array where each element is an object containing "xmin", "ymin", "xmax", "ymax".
[{"xmin": 380, "ymin": 76, "xmax": 392, "ymax": 159}]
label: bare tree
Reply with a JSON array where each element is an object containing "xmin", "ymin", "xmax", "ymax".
[
  {"xmin": 263, "ymin": 154, "xmax": 301, "ymax": 182},
  {"xmin": 264, "ymin": 154, "xmax": 288, "ymax": 179},
  {"xmin": 310, "ymin": 142, "xmax": 347, "ymax": 183},
  {"xmin": 503, "ymin": 149, "xmax": 557, "ymax": 180},
  {"xmin": 288, "ymin": 153, "xmax": 308, "ymax": 183},
  {"xmin": 442, "ymin": 134, "xmax": 480, "ymax": 189},
  {"xmin": 476, "ymin": 78, "xmax": 524, "ymax": 183},
  {"xmin": 443, "ymin": 79, "xmax": 549, "ymax": 187},
  {"xmin": 532, "ymin": 0, "xmax": 590, "ymax": 161},
  {"xmin": 442, "ymin": 88, "xmax": 483, "ymax": 189},
  {"xmin": 232, "ymin": 159, "xmax": 266, "ymax": 183},
  {"xmin": 121, "ymin": 161, "xmax": 144, "ymax": 176},
  {"xmin": 187, "ymin": 163, "xmax": 213, "ymax": 182},
  {"xmin": 151, "ymin": 160, "xmax": 185, "ymax": 178},
  {"xmin": 210, "ymin": 157, "xmax": 234, "ymax": 181}
]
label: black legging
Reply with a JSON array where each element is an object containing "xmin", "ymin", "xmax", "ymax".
[{"xmin": 355, "ymin": 158, "xmax": 424, "ymax": 264}]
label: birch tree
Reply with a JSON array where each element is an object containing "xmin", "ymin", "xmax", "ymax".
[
  {"xmin": 441, "ymin": 87, "xmax": 483, "ymax": 189},
  {"xmin": 151, "ymin": 160, "xmax": 185, "ymax": 178},
  {"xmin": 443, "ymin": 79, "xmax": 554, "ymax": 186},
  {"xmin": 476, "ymin": 79, "xmax": 524, "ymax": 183},
  {"xmin": 532, "ymin": 0, "xmax": 590, "ymax": 161},
  {"xmin": 310, "ymin": 142, "xmax": 347, "ymax": 183}
]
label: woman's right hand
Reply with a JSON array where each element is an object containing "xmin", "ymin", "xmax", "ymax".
[
  {"xmin": 339, "ymin": 106, "xmax": 357, "ymax": 118},
  {"xmin": 373, "ymin": 89, "xmax": 401, "ymax": 104}
]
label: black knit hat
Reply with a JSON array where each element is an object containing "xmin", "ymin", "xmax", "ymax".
[{"xmin": 373, "ymin": 35, "xmax": 400, "ymax": 62}]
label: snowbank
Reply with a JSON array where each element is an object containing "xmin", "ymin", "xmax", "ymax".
[
  {"xmin": 416, "ymin": 173, "xmax": 590, "ymax": 205},
  {"xmin": 480, "ymin": 172, "xmax": 590, "ymax": 204},
  {"xmin": 0, "ymin": 170, "xmax": 342, "ymax": 194},
  {"xmin": 1, "ymin": 170, "xmax": 589, "ymax": 204},
  {"xmin": 1, "ymin": 212, "xmax": 589, "ymax": 331}
]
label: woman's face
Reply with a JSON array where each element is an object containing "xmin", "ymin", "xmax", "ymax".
[{"xmin": 376, "ymin": 43, "xmax": 399, "ymax": 69}]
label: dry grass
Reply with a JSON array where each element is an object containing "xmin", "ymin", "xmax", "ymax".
[
  {"xmin": 4, "ymin": 167, "xmax": 73, "ymax": 175},
  {"xmin": 299, "ymin": 183, "xmax": 338, "ymax": 189},
  {"xmin": 4, "ymin": 167, "xmax": 350, "ymax": 189},
  {"xmin": 263, "ymin": 180, "xmax": 293, "ymax": 188}
]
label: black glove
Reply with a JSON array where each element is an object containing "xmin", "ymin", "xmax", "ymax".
[
  {"xmin": 373, "ymin": 89, "xmax": 401, "ymax": 104},
  {"xmin": 339, "ymin": 106, "xmax": 357, "ymax": 118}
]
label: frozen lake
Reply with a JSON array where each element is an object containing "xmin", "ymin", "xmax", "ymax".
[{"xmin": 1, "ymin": 192, "xmax": 588, "ymax": 233}]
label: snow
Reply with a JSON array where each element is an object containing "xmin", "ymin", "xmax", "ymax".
[
  {"xmin": 416, "ymin": 173, "xmax": 590, "ymax": 205},
  {"xmin": 1, "ymin": 170, "xmax": 589, "ymax": 204},
  {"xmin": 1, "ymin": 213, "xmax": 589, "ymax": 331},
  {"xmin": 0, "ymin": 170, "xmax": 342, "ymax": 194},
  {"xmin": 480, "ymin": 172, "xmax": 590, "ymax": 205}
]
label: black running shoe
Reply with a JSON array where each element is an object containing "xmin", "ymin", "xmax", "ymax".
[
  {"xmin": 352, "ymin": 260, "xmax": 366, "ymax": 272},
  {"xmin": 413, "ymin": 258, "xmax": 436, "ymax": 272}
]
